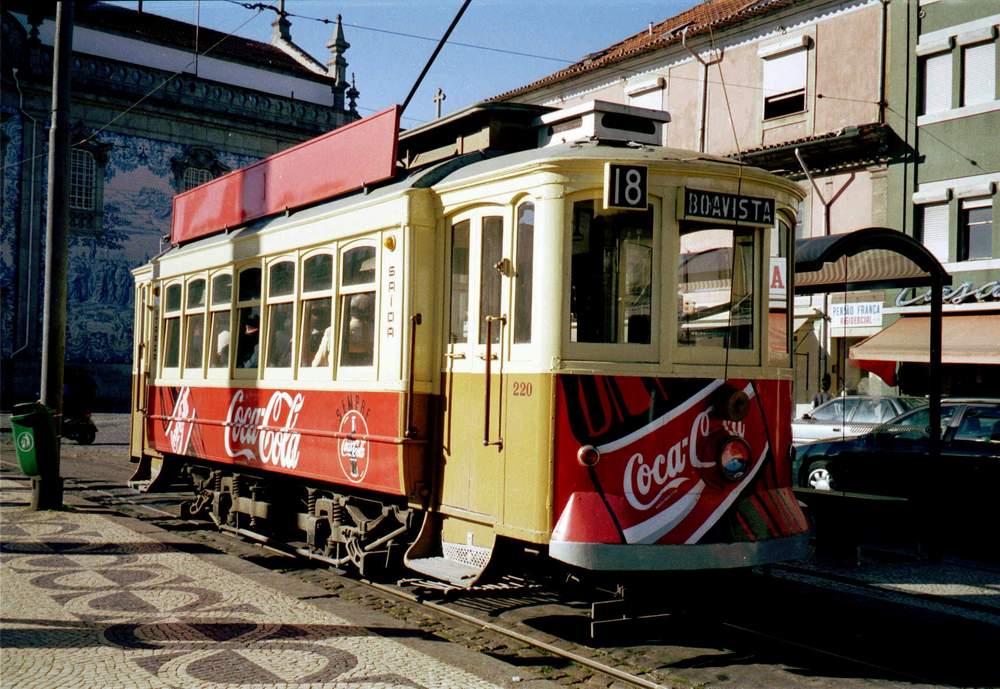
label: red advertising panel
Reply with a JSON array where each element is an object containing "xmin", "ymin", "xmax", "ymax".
[
  {"xmin": 171, "ymin": 106, "xmax": 400, "ymax": 245},
  {"xmin": 551, "ymin": 376, "xmax": 807, "ymax": 547},
  {"xmin": 147, "ymin": 384, "xmax": 405, "ymax": 494}
]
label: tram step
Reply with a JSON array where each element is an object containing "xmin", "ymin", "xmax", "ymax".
[{"xmin": 406, "ymin": 556, "xmax": 483, "ymax": 587}]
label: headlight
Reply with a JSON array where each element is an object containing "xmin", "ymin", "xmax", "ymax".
[
  {"xmin": 577, "ymin": 444, "xmax": 600, "ymax": 467},
  {"xmin": 718, "ymin": 436, "xmax": 752, "ymax": 481}
]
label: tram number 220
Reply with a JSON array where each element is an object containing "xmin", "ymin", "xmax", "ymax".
[
  {"xmin": 604, "ymin": 163, "xmax": 648, "ymax": 210},
  {"xmin": 512, "ymin": 381, "xmax": 533, "ymax": 397}
]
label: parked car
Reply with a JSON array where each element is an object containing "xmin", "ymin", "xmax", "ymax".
[
  {"xmin": 793, "ymin": 400, "xmax": 1000, "ymax": 496},
  {"xmin": 792, "ymin": 395, "xmax": 924, "ymax": 446}
]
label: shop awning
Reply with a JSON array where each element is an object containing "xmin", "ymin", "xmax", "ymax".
[{"xmin": 850, "ymin": 315, "xmax": 1000, "ymax": 365}]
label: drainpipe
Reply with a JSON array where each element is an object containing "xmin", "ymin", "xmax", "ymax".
[
  {"xmin": 879, "ymin": 0, "xmax": 889, "ymax": 125},
  {"xmin": 682, "ymin": 26, "xmax": 722, "ymax": 153},
  {"xmin": 11, "ymin": 68, "xmax": 39, "ymax": 359}
]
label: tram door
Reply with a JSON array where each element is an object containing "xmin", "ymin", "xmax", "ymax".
[
  {"xmin": 439, "ymin": 211, "xmax": 513, "ymax": 545},
  {"xmin": 129, "ymin": 282, "xmax": 154, "ymax": 459}
]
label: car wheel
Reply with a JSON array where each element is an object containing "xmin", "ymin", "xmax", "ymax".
[{"xmin": 805, "ymin": 461, "xmax": 835, "ymax": 490}]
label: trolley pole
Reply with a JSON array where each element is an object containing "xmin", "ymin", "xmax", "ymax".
[{"xmin": 35, "ymin": 1, "xmax": 74, "ymax": 510}]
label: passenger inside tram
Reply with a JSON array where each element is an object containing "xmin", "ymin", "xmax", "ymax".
[{"xmin": 236, "ymin": 310, "xmax": 260, "ymax": 368}]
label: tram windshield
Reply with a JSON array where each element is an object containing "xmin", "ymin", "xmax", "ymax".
[
  {"xmin": 569, "ymin": 200, "xmax": 653, "ymax": 344},
  {"xmin": 677, "ymin": 224, "xmax": 755, "ymax": 349}
]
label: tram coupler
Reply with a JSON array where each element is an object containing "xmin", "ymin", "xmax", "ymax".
[{"xmin": 590, "ymin": 585, "xmax": 674, "ymax": 640}]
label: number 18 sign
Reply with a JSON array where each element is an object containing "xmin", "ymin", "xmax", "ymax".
[{"xmin": 604, "ymin": 163, "xmax": 648, "ymax": 210}]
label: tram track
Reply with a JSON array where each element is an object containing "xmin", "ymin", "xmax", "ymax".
[{"xmin": 6, "ymin": 455, "xmax": 994, "ymax": 689}]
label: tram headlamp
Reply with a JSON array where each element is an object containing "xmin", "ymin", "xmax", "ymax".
[
  {"xmin": 577, "ymin": 445, "xmax": 601, "ymax": 467},
  {"xmin": 711, "ymin": 384, "xmax": 750, "ymax": 422},
  {"xmin": 718, "ymin": 436, "xmax": 752, "ymax": 481}
]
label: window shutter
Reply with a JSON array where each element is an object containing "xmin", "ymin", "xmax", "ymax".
[
  {"xmin": 963, "ymin": 41, "xmax": 996, "ymax": 106},
  {"xmin": 763, "ymin": 49, "xmax": 806, "ymax": 97},
  {"xmin": 922, "ymin": 52, "xmax": 953, "ymax": 114},
  {"xmin": 920, "ymin": 203, "xmax": 950, "ymax": 262},
  {"xmin": 628, "ymin": 88, "xmax": 663, "ymax": 110}
]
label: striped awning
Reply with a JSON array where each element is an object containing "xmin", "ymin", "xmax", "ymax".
[{"xmin": 850, "ymin": 315, "xmax": 1000, "ymax": 365}]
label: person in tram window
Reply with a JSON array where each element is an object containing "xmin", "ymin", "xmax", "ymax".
[
  {"xmin": 236, "ymin": 311, "xmax": 260, "ymax": 369},
  {"xmin": 306, "ymin": 305, "xmax": 334, "ymax": 367},
  {"xmin": 215, "ymin": 327, "xmax": 230, "ymax": 367},
  {"xmin": 341, "ymin": 292, "xmax": 374, "ymax": 366}
]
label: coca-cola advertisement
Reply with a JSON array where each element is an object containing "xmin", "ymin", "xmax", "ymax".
[
  {"xmin": 148, "ymin": 385, "xmax": 405, "ymax": 494},
  {"xmin": 552, "ymin": 375, "xmax": 807, "ymax": 548}
]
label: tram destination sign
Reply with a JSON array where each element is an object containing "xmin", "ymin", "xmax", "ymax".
[{"xmin": 679, "ymin": 187, "xmax": 775, "ymax": 227}]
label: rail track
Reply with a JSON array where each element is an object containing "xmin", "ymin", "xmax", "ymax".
[{"xmin": 6, "ymin": 448, "xmax": 997, "ymax": 689}]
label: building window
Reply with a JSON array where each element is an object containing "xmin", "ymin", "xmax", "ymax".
[
  {"xmin": 182, "ymin": 167, "xmax": 214, "ymax": 191},
  {"xmin": 962, "ymin": 41, "xmax": 996, "ymax": 107},
  {"xmin": 921, "ymin": 51, "xmax": 953, "ymax": 115},
  {"xmin": 762, "ymin": 49, "xmax": 807, "ymax": 120},
  {"xmin": 70, "ymin": 149, "xmax": 96, "ymax": 211},
  {"xmin": 917, "ymin": 202, "xmax": 950, "ymax": 263},
  {"xmin": 959, "ymin": 198, "xmax": 993, "ymax": 261}
]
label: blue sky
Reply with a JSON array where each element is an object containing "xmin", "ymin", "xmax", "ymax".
[{"xmin": 110, "ymin": 1, "xmax": 699, "ymax": 126}]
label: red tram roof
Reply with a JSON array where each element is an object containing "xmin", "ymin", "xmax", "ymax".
[{"xmin": 170, "ymin": 106, "xmax": 400, "ymax": 245}]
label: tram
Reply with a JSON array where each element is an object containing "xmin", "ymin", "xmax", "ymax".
[{"xmin": 128, "ymin": 100, "xmax": 810, "ymax": 585}]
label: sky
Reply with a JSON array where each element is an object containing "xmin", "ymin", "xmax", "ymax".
[{"xmin": 108, "ymin": 1, "xmax": 700, "ymax": 127}]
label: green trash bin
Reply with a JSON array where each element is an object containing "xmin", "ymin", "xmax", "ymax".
[{"xmin": 11, "ymin": 402, "xmax": 56, "ymax": 477}]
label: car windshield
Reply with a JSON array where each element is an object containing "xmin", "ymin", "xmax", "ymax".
[{"xmin": 880, "ymin": 405, "xmax": 957, "ymax": 434}]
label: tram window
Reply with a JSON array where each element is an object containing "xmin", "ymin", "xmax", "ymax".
[
  {"xmin": 184, "ymin": 312, "xmax": 205, "ymax": 369},
  {"xmin": 209, "ymin": 274, "xmax": 232, "ymax": 369},
  {"xmin": 162, "ymin": 283, "xmax": 182, "ymax": 369},
  {"xmin": 165, "ymin": 284, "xmax": 182, "ymax": 312},
  {"xmin": 449, "ymin": 220, "xmax": 470, "ymax": 344},
  {"xmin": 339, "ymin": 245, "xmax": 377, "ymax": 367},
  {"xmin": 514, "ymin": 203, "xmax": 534, "ymax": 344},
  {"xmin": 235, "ymin": 267, "xmax": 262, "ymax": 370},
  {"xmin": 187, "ymin": 279, "xmax": 206, "ymax": 308},
  {"xmin": 479, "ymin": 216, "xmax": 503, "ymax": 344},
  {"xmin": 677, "ymin": 224, "xmax": 755, "ymax": 350},
  {"xmin": 211, "ymin": 274, "xmax": 232, "ymax": 305},
  {"xmin": 163, "ymin": 317, "xmax": 180, "ymax": 368},
  {"xmin": 235, "ymin": 306, "xmax": 261, "ymax": 368},
  {"xmin": 301, "ymin": 298, "xmax": 333, "ymax": 367},
  {"xmin": 569, "ymin": 200, "xmax": 653, "ymax": 344},
  {"xmin": 303, "ymin": 254, "xmax": 333, "ymax": 291},
  {"xmin": 266, "ymin": 260, "xmax": 295, "ymax": 368},
  {"xmin": 210, "ymin": 311, "xmax": 231, "ymax": 367},
  {"xmin": 300, "ymin": 253, "xmax": 334, "ymax": 369}
]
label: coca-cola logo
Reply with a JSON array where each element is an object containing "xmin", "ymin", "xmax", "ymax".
[
  {"xmin": 165, "ymin": 386, "xmax": 195, "ymax": 455},
  {"xmin": 338, "ymin": 410, "xmax": 369, "ymax": 483},
  {"xmin": 623, "ymin": 409, "xmax": 713, "ymax": 511},
  {"xmin": 224, "ymin": 389, "xmax": 304, "ymax": 469}
]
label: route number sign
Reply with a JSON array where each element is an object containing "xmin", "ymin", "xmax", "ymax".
[{"xmin": 604, "ymin": 164, "xmax": 648, "ymax": 210}]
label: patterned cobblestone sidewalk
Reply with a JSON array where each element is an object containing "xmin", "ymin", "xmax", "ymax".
[{"xmin": 0, "ymin": 476, "xmax": 558, "ymax": 689}]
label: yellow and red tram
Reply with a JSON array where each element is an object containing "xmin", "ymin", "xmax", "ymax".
[{"xmin": 129, "ymin": 100, "xmax": 809, "ymax": 585}]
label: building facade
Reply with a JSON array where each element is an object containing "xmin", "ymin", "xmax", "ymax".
[
  {"xmin": 1, "ymin": 2, "xmax": 360, "ymax": 409},
  {"xmin": 498, "ymin": 0, "xmax": 1000, "ymax": 411},
  {"xmin": 494, "ymin": 0, "xmax": 895, "ymax": 411}
]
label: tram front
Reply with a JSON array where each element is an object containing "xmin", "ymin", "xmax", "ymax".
[{"xmin": 541, "ymin": 147, "xmax": 809, "ymax": 572}]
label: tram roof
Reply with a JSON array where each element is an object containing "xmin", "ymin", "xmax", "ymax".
[{"xmin": 158, "ymin": 140, "xmax": 788, "ymax": 261}]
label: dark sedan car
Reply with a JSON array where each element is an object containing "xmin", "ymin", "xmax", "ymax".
[{"xmin": 794, "ymin": 400, "xmax": 1000, "ymax": 497}]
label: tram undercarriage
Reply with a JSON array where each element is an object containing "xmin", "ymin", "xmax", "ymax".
[{"xmin": 176, "ymin": 461, "xmax": 414, "ymax": 577}]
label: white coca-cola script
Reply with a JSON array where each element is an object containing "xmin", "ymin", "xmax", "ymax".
[
  {"xmin": 165, "ymin": 386, "xmax": 195, "ymax": 455},
  {"xmin": 623, "ymin": 409, "xmax": 717, "ymax": 511},
  {"xmin": 224, "ymin": 389, "xmax": 304, "ymax": 469}
]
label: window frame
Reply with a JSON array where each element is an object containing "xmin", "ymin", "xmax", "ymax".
[
  {"xmin": 761, "ymin": 47, "xmax": 808, "ymax": 122},
  {"xmin": 767, "ymin": 210, "xmax": 795, "ymax": 368},
  {"xmin": 263, "ymin": 256, "xmax": 298, "ymax": 378},
  {"xmin": 233, "ymin": 263, "xmax": 263, "ymax": 380},
  {"xmin": 181, "ymin": 275, "xmax": 208, "ymax": 379},
  {"xmin": 920, "ymin": 49, "xmax": 954, "ymax": 116},
  {"xmin": 159, "ymin": 280, "xmax": 183, "ymax": 378},
  {"xmin": 961, "ymin": 39, "xmax": 996, "ymax": 108},
  {"xmin": 562, "ymin": 191, "xmax": 660, "ymax": 364},
  {"xmin": 206, "ymin": 270, "xmax": 234, "ymax": 379},
  {"xmin": 511, "ymin": 199, "xmax": 536, "ymax": 352},
  {"xmin": 298, "ymin": 248, "xmax": 337, "ymax": 380},
  {"xmin": 958, "ymin": 197, "xmax": 994, "ymax": 262},
  {"xmin": 336, "ymin": 239, "xmax": 379, "ymax": 379}
]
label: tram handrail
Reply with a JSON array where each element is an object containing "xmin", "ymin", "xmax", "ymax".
[
  {"xmin": 483, "ymin": 315, "xmax": 506, "ymax": 448},
  {"xmin": 404, "ymin": 313, "xmax": 422, "ymax": 439}
]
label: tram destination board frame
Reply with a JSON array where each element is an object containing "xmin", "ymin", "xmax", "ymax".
[
  {"xmin": 604, "ymin": 163, "xmax": 648, "ymax": 210},
  {"xmin": 678, "ymin": 187, "xmax": 775, "ymax": 227}
]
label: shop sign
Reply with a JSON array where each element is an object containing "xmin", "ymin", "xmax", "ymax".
[
  {"xmin": 896, "ymin": 280, "xmax": 1000, "ymax": 307},
  {"xmin": 830, "ymin": 300, "xmax": 883, "ymax": 329},
  {"xmin": 679, "ymin": 188, "xmax": 775, "ymax": 227}
]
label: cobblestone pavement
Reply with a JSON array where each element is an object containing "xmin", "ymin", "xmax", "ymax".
[{"xmin": 0, "ymin": 475, "xmax": 560, "ymax": 689}]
